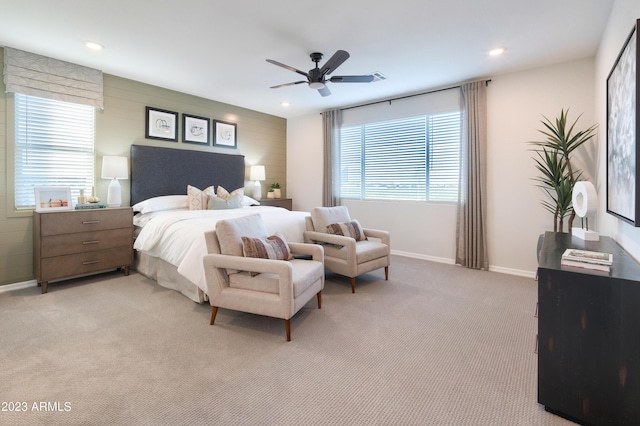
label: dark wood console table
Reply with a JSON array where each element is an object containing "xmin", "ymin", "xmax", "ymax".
[{"xmin": 537, "ymin": 231, "xmax": 640, "ymax": 425}]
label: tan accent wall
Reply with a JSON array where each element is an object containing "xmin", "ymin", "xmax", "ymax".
[{"xmin": 0, "ymin": 47, "xmax": 286, "ymax": 286}]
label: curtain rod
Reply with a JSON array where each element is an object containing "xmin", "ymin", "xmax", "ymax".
[{"xmin": 338, "ymin": 79, "xmax": 491, "ymax": 112}]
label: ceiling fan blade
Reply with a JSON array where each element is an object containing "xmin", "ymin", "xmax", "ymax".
[
  {"xmin": 330, "ymin": 75, "xmax": 375, "ymax": 83},
  {"xmin": 318, "ymin": 86, "xmax": 331, "ymax": 97},
  {"xmin": 266, "ymin": 59, "xmax": 309, "ymax": 77},
  {"xmin": 319, "ymin": 50, "xmax": 350, "ymax": 76},
  {"xmin": 270, "ymin": 81, "xmax": 307, "ymax": 89}
]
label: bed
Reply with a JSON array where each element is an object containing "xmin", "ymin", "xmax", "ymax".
[{"xmin": 130, "ymin": 144, "xmax": 310, "ymax": 303}]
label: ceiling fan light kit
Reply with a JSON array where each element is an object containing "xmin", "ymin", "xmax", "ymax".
[{"xmin": 266, "ymin": 50, "xmax": 378, "ymax": 97}]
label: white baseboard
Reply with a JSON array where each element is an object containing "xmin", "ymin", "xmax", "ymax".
[
  {"xmin": 391, "ymin": 250, "xmax": 536, "ymax": 279},
  {"xmin": 391, "ymin": 250, "xmax": 455, "ymax": 265},
  {"xmin": 0, "ymin": 279, "xmax": 38, "ymax": 293},
  {"xmin": 489, "ymin": 265, "xmax": 536, "ymax": 279}
]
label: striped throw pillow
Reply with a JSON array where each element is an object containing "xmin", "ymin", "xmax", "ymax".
[
  {"xmin": 241, "ymin": 233, "xmax": 292, "ymax": 260},
  {"xmin": 326, "ymin": 220, "xmax": 367, "ymax": 241}
]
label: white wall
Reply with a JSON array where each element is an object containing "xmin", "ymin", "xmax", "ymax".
[
  {"xmin": 487, "ymin": 58, "xmax": 596, "ymax": 275},
  {"xmin": 287, "ymin": 58, "xmax": 596, "ymax": 276},
  {"xmin": 595, "ymin": 0, "xmax": 640, "ymax": 261}
]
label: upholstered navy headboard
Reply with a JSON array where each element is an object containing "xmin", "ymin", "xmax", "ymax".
[{"xmin": 130, "ymin": 144, "xmax": 245, "ymax": 206}]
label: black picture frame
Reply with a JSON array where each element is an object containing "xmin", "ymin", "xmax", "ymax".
[
  {"xmin": 182, "ymin": 113, "xmax": 210, "ymax": 145},
  {"xmin": 606, "ymin": 18, "xmax": 640, "ymax": 227},
  {"xmin": 213, "ymin": 120, "xmax": 237, "ymax": 148},
  {"xmin": 145, "ymin": 107, "xmax": 178, "ymax": 142}
]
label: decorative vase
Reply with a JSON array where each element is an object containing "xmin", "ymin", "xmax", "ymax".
[{"xmin": 273, "ymin": 188, "xmax": 281, "ymax": 199}]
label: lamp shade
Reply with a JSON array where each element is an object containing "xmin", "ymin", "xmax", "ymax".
[
  {"xmin": 250, "ymin": 165, "xmax": 266, "ymax": 181},
  {"xmin": 101, "ymin": 156, "xmax": 128, "ymax": 179}
]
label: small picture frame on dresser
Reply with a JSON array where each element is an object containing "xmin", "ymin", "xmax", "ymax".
[{"xmin": 34, "ymin": 187, "xmax": 72, "ymax": 212}]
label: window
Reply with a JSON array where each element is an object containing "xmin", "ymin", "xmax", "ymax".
[
  {"xmin": 14, "ymin": 93, "xmax": 95, "ymax": 210},
  {"xmin": 339, "ymin": 111, "xmax": 461, "ymax": 202}
]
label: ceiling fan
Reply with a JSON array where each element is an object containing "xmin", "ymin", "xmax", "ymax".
[{"xmin": 266, "ymin": 50, "xmax": 375, "ymax": 97}]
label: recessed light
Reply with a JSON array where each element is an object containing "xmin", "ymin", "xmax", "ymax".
[
  {"xmin": 84, "ymin": 41, "xmax": 104, "ymax": 51},
  {"xmin": 489, "ymin": 47, "xmax": 505, "ymax": 57},
  {"xmin": 281, "ymin": 101, "xmax": 290, "ymax": 107}
]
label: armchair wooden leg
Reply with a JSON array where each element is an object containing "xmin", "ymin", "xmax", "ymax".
[
  {"xmin": 210, "ymin": 306, "xmax": 218, "ymax": 325},
  {"xmin": 385, "ymin": 266, "xmax": 389, "ymax": 280},
  {"xmin": 317, "ymin": 291, "xmax": 322, "ymax": 309},
  {"xmin": 350, "ymin": 277, "xmax": 356, "ymax": 293},
  {"xmin": 284, "ymin": 319, "xmax": 291, "ymax": 341}
]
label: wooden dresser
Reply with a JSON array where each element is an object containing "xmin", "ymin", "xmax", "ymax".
[
  {"xmin": 537, "ymin": 231, "xmax": 640, "ymax": 425},
  {"xmin": 33, "ymin": 207, "xmax": 133, "ymax": 293}
]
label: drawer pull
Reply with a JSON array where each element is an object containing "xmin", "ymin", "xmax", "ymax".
[
  {"xmin": 82, "ymin": 240, "xmax": 100, "ymax": 245},
  {"xmin": 534, "ymin": 334, "xmax": 539, "ymax": 354},
  {"xmin": 82, "ymin": 220, "xmax": 100, "ymax": 224},
  {"xmin": 82, "ymin": 260, "xmax": 100, "ymax": 265}
]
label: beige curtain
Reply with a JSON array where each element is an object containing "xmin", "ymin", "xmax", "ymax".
[
  {"xmin": 4, "ymin": 47, "xmax": 103, "ymax": 109},
  {"xmin": 322, "ymin": 109, "xmax": 342, "ymax": 207},
  {"xmin": 456, "ymin": 81, "xmax": 489, "ymax": 270}
]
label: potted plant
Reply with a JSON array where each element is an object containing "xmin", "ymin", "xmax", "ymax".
[
  {"xmin": 270, "ymin": 183, "xmax": 281, "ymax": 199},
  {"xmin": 529, "ymin": 109, "xmax": 597, "ymax": 233},
  {"xmin": 267, "ymin": 188, "xmax": 275, "ymax": 199}
]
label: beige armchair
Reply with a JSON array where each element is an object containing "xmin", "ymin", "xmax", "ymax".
[
  {"xmin": 303, "ymin": 206, "xmax": 390, "ymax": 293},
  {"xmin": 202, "ymin": 214, "xmax": 324, "ymax": 341}
]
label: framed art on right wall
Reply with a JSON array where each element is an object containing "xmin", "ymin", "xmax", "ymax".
[{"xmin": 607, "ymin": 18, "xmax": 640, "ymax": 226}]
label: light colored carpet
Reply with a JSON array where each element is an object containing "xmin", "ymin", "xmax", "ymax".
[{"xmin": 0, "ymin": 256, "xmax": 574, "ymax": 425}]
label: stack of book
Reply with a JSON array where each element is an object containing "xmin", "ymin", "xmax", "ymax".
[
  {"xmin": 561, "ymin": 248, "xmax": 613, "ymax": 272},
  {"xmin": 75, "ymin": 203, "xmax": 106, "ymax": 210}
]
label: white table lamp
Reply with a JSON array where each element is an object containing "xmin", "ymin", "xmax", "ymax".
[
  {"xmin": 101, "ymin": 156, "xmax": 128, "ymax": 207},
  {"xmin": 250, "ymin": 165, "xmax": 266, "ymax": 200}
]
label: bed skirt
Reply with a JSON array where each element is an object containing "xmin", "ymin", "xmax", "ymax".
[{"xmin": 134, "ymin": 251, "xmax": 208, "ymax": 304}]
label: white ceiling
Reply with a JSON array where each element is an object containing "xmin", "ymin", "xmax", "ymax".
[{"xmin": 0, "ymin": 0, "xmax": 614, "ymax": 119}]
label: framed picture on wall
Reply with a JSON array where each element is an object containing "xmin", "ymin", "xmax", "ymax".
[
  {"xmin": 183, "ymin": 114, "xmax": 210, "ymax": 145},
  {"xmin": 145, "ymin": 107, "xmax": 178, "ymax": 142},
  {"xmin": 606, "ymin": 18, "xmax": 640, "ymax": 227},
  {"xmin": 34, "ymin": 187, "xmax": 72, "ymax": 212},
  {"xmin": 213, "ymin": 120, "xmax": 237, "ymax": 148}
]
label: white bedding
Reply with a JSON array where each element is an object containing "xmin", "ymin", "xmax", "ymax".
[{"xmin": 133, "ymin": 206, "xmax": 310, "ymax": 294}]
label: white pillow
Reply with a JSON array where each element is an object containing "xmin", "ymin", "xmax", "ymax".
[
  {"xmin": 132, "ymin": 195, "xmax": 189, "ymax": 214},
  {"xmin": 242, "ymin": 195, "xmax": 260, "ymax": 206}
]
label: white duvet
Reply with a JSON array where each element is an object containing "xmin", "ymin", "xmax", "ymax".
[{"xmin": 133, "ymin": 206, "xmax": 310, "ymax": 292}]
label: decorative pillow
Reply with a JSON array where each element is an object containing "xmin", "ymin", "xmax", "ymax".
[
  {"xmin": 242, "ymin": 233, "xmax": 292, "ymax": 261},
  {"xmin": 132, "ymin": 195, "xmax": 188, "ymax": 214},
  {"xmin": 216, "ymin": 186, "xmax": 244, "ymax": 199},
  {"xmin": 208, "ymin": 193, "xmax": 242, "ymax": 210},
  {"xmin": 326, "ymin": 220, "xmax": 367, "ymax": 241},
  {"xmin": 187, "ymin": 185, "xmax": 215, "ymax": 210}
]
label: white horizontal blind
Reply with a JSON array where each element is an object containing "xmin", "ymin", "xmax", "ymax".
[
  {"xmin": 427, "ymin": 112, "xmax": 461, "ymax": 201},
  {"xmin": 14, "ymin": 93, "xmax": 95, "ymax": 210},
  {"xmin": 339, "ymin": 111, "xmax": 460, "ymax": 202}
]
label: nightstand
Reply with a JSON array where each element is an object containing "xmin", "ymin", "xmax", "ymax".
[
  {"xmin": 258, "ymin": 198, "xmax": 292, "ymax": 210},
  {"xmin": 33, "ymin": 207, "xmax": 134, "ymax": 293}
]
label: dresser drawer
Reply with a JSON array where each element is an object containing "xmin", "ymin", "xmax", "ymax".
[
  {"xmin": 40, "ymin": 209, "xmax": 132, "ymax": 236},
  {"xmin": 39, "ymin": 247, "xmax": 132, "ymax": 282},
  {"xmin": 41, "ymin": 228, "xmax": 133, "ymax": 258}
]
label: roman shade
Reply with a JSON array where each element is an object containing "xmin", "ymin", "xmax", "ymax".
[{"xmin": 3, "ymin": 47, "xmax": 103, "ymax": 109}]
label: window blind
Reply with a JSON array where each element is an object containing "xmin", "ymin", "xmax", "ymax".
[
  {"xmin": 4, "ymin": 47, "xmax": 104, "ymax": 109},
  {"xmin": 14, "ymin": 93, "xmax": 95, "ymax": 210},
  {"xmin": 339, "ymin": 111, "xmax": 460, "ymax": 202}
]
